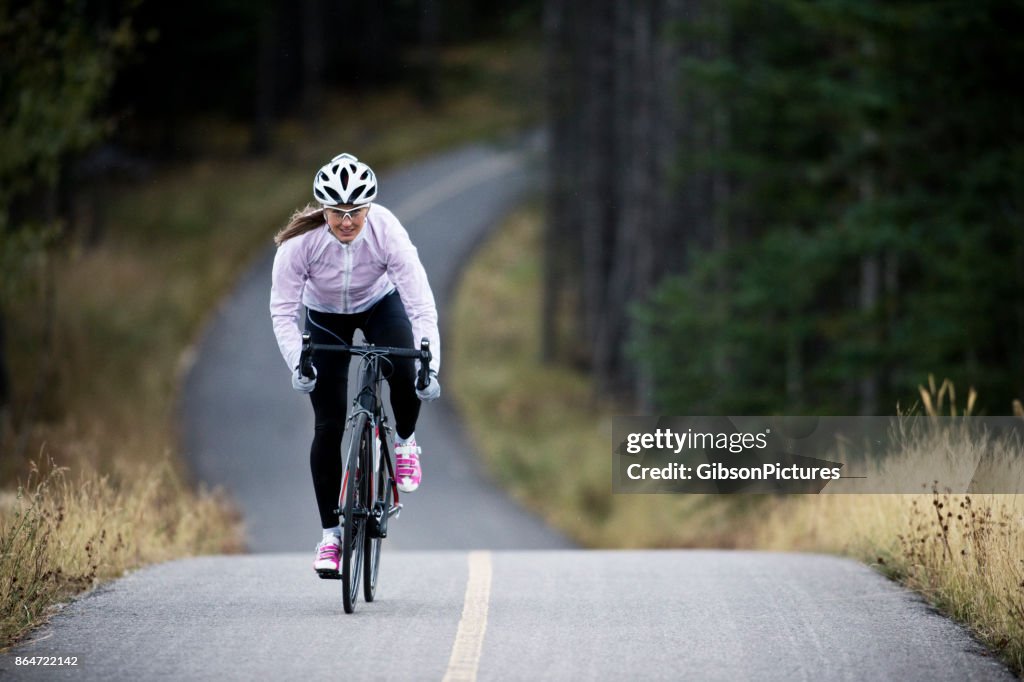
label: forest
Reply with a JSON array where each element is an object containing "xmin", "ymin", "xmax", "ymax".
[
  {"xmin": 544, "ymin": 0, "xmax": 1023, "ymax": 415},
  {"xmin": 2, "ymin": 0, "xmax": 1022, "ymax": 438}
]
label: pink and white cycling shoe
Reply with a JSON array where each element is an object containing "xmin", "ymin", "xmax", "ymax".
[
  {"xmin": 313, "ymin": 536, "xmax": 340, "ymax": 577},
  {"xmin": 394, "ymin": 438, "xmax": 422, "ymax": 493}
]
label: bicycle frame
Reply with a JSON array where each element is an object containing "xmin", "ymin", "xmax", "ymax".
[
  {"xmin": 346, "ymin": 348, "xmax": 403, "ymax": 533},
  {"xmin": 298, "ymin": 331, "xmax": 431, "ymax": 610}
]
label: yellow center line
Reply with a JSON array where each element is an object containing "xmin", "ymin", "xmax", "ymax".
[{"xmin": 442, "ymin": 551, "xmax": 493, "ymax": 682}]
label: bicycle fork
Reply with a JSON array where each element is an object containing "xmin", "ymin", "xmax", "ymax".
[{"xmin": 368, "ymin": 421, "xmax": 404, "ymax": 539}]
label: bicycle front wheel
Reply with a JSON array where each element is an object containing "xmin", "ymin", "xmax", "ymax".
[
  {"xmin": 364, "ymin": 428, "xmax": 392, "ymax": 602},
  {"xmin": 341, "ymin": 413, "xmax": 369, "ymax": 614}
]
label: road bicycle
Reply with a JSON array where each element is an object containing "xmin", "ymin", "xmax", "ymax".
[{"xmin": 298, "ymin": 332, "xmax": 432, "ymax": 614}]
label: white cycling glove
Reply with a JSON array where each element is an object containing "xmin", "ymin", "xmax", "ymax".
[
  {"xmin": 416, "ymin": 371, "xmax": 441, "ymax": 402},
  {"xmin": 292, "ymin": 365, "xmax": 317, "ymax": 393}
]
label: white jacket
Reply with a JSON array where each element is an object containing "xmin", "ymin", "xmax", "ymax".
[{"xmin": 270, "ymin": 204, "xmax": 440, "ymax": 373}]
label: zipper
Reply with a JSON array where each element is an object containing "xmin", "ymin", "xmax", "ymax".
[{"xmin": 341, "ymin": 243, "xmax": 352, "ymax": 312}]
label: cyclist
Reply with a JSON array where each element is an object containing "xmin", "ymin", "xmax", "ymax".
[{"xmin": 269, "ymin": 152, "xmax": 441, "ymax": 575}]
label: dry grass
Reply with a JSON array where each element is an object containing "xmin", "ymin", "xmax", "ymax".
[
  {"xmin": 449, "ymin": 205, "xmax": 770, "ymax": 548},
  {"xmin": 0, "ymin": 458, "xmax": 242, "ymax": 648},
  {"xmin": 752, "ymin": 490, "xmax": 1024, "ymax": 673},
  {"xmin": 753, "ymin": 384, "xmax": 1024, "ymax": 672},
  {"xmin": 449, "ymin": 204, "xmax": 1024, "ymax": 675}
]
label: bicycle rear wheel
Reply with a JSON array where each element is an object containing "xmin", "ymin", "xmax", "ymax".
[
  {"xmin": 364, "ymin": 428, "xmax": 392, "ymax": 602},
  {"xmin": 341, "ymin": 413, "xmax": 369, "ymax": 614}
]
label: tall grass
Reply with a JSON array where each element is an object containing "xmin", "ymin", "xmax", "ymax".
[
  {"xmin": 753, "ymin": 382, "xmax": 1024, "ymax": 672},
  {"xmin": 0, "ymin": 458, "xmax": 241, "ymax": 648},
  {"xmin": 449, "ymin": 204, "xmax": 1024, "ymax": 675},
  {"xmin": 751, "ymin": 490, "xmax": 1024, "ymax": 672}
]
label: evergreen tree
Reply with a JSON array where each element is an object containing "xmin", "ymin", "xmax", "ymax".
[{"xmin": 633, "ymin": 0, "xmax": 1024, "ymax": 414}]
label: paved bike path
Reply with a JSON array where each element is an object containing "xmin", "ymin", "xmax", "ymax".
[{"xmin": 1, "ymin": 551, "xmax": 1012, "ymax": 680}]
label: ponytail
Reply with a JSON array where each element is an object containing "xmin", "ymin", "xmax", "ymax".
[{"xmin": 274, "ymin": 204, "xmax": 325, "ymax": 245}]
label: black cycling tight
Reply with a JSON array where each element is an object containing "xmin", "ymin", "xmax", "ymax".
[{"xmin": 306, "ymin": 291, "xmax": 420, "ymax": 528}]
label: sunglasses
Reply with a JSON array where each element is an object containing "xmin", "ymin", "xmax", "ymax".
[{"xmin": 323, "ymin": 205, "xmax": 369, "ymax": 221}]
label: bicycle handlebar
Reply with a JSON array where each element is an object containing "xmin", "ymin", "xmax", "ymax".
[{"xmin": 299, "ymin": 332, "xmax": 433, "ymax": 391}]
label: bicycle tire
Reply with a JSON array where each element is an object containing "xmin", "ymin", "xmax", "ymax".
[
  {"xmin": 364, "ymin": 427, "xmax": 391, "ymax": 602},
  {"xmin": 341, "ymin": 413, "xmax": 369, "ymax": 614}
]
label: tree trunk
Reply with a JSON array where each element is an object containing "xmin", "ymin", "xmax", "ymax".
[
  {"xmin": 301, "ymin": 0, "xmax": 325, "ymax": 128},
  {"xmin": 543, "ymin": 0, "xmax": 703, "ymax": 401},
  {"xmin": 708, "ymin": 2, "xmax": 734, "ymax": 393},
  {"xmin": 858, "ymin": 125, "xmax": 879, "ymax": 415},
  {"xmin": 417, "ymin": 0, "xmax": 441, "ymax": 108},
  {"xmin": 0, "ymin": 308, "xmax": 9, "ymax": 447},
  {"xmin": 250, "ymin": 4, "xmax": 277, "ymax": 156},
  {"xmin": 542, "ymin": 0, "xmax": 570, "ymax": 363},
  {"xmin": 580, "ymin": 0, "xmax": 616, "ymax": 390}
]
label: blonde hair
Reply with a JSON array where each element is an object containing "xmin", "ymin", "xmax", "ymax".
[{"xmin": 274, "ymin": 204, "xmax": 325, "ymax": 245}]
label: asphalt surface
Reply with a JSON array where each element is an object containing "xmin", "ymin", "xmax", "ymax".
[
  {"xmin": 0, "ymin": 140, "xmax": 1014, "ymax": 681},
  {"xmin": 1, "ymin": 552, "xmax": 1013, "ymax": 681}
]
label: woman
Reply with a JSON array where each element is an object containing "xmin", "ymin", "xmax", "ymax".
[{"xmin": 269, "ymin": 152, "xmax": 441, "ymax": 576}]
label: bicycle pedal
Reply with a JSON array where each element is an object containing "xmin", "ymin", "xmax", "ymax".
[{"xmin": 316, "ymin": 569, "xmax": 341, "ymax": 580}]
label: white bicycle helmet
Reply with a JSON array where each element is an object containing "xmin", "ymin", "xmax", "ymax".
[{"xmin": 313, "ymin": 153, "xmax": 378, "ymax": 206}]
